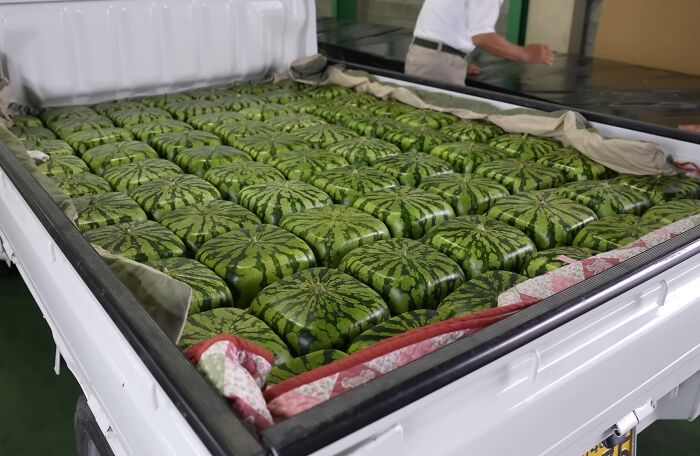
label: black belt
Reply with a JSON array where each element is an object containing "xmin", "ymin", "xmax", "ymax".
[{"xmin": 412, "ymin": 38, "xmax": 467, "ymax": 59}]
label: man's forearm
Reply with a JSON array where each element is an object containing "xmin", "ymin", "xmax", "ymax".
[
  {"xmin": 472, "ymin": 32, "xmax": 554, "ymax": 65},
  {"xmin": 472, "ymin": 33, "xmax": 526, "ymax": 61}
]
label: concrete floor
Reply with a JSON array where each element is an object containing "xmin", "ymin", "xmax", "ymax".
[{"xmin": 1, "ymin": 266, "xmax": 700, "ymax": 455}]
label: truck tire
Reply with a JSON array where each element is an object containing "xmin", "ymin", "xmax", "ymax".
[{"xmin": 74, "ymin": 395, "xmax": 115, "ymax": 456}]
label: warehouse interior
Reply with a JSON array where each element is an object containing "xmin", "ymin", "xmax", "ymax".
[{"xmin": 1, "ymin": 1, "xmax": 700, "ymax": 455}]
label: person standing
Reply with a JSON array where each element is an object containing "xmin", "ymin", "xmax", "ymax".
[{"xmin": 405, "ymin": 0, "xmax": 555, "ymax": 86}]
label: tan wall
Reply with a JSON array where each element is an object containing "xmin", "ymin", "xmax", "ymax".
[
  {"xmin": 525, "ymin": 0, "xmax": 586, "ymax": 54},
  {"xmin": 593, "ymin": 0, "xmax": 700, "ymax": 75}
]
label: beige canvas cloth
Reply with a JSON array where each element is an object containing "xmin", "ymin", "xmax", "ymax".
[
  {"xmin": 280, "ymin": 55, "xmax": 676, "ymax": 176},
  {"xmin": 0, "ymin": 125, "xmax": 191, "ymax": 342}
]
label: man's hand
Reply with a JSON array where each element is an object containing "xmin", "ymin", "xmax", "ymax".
[
  {"xmin": 522, "ymin": 43, "xmax": 555, "ymax": 65},
  {"xmin": 467, "ymin": 64, "xmax": 481, "ymax": 75}
]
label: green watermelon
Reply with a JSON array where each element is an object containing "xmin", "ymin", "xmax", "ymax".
[
  {"xmin": 214, "ymin": 121, "xmax": 276, "ymax": 145},
  {"xmin": 291, "ymin": 124, "xmax": 359, "ymax": 148},
  {"xmin": 521, "ymin": 246, "xmax": 598, "ymax": 278},
  {"xmin": 229, "ymin": 82, "xmax": 273, "ymax": 95},
  {"xmin": 418, "ymin": 173, "xmax": 510, "ymax": 215},
  {"xmin": 325, "ymin": 137, "xmax": 401, "ymax": 166},
  {"xmin": 267, "ymin": 350, "xmax": 347, "ymax": 385},
  {"xmin": 382, "ymin": 126, "xmax": 453, "ymax": 153},
  {"xmin": 128, "ymin": 174, "xmax": 221, "ymax": 220},
  {"xmin": 178, "ymin": 307, "xmax": 291, "ymax": 363},
  {"xmin": 487, "ymin": 190, "xmax": 598, "ymax": 249},
  {"xmin": 555, "ymin": 180, "xmax": 651, "ymax": 218},
  {"xmin": 347, "ymin": 309, "xmax": 441, "ymax": 354},
  {"xmin": 305, "ymin": 85, "xmax": 353, "ymax": 99},
  {"xmin": 263, "ymin": 89, "xmax": 307, "ymax": 105},
  {"xmin": 266, "ymin": 114, "xmax": 327, "ymax": 132},
  {"xmin": 156, "ymin": 200, "xmax": 261, "ymax": 253},
  {"xmin": 488, "ymin": 133, "xmax": 561, "ymax": 160},
  {"xmin": 535, "ymin": 148, "xmax": 609, "ymax": 181},
  {"xmin": 338, "ymin": 238, "xmax": 465, "ymax": 314},
  {"xmin": 216, "ymin": 94, "xmax": 266, "ymax": 111},
  {"xmin": 21, "ymin": 139, "xmax": 74, "ymax": 156},
  {"xmin": 73, "ymin": 192, "xmax": 148, "ymax": 232},
  {"xmin": 84, "ymin": 220, "xmax": 185, "ymax": 262},
  {"xmin": 129, "ymin": 119, "xmax": 193, "ymax": 142},
  {"xmin": 37, "ymin": 155, "xmax": 90, "ymax": 177},
  {"xmin": 81, "ymin": 141, "xmax": 159, "ymax": 175},
  {"xmin": 110, "ymin": 107, "xmax": 172, "ymax": 128},
  {"xmin": 333, "ymin": 92, "xmax": 380, "ymax": 108},
  {"xmin": 202, "ymin": 161, "xmax": 286, "ymax": 201},
  {"xmin": 284, "ymin": 98, "xmax": 335, "ymax": 114},
  {"xmin": 239, "ymin": 103, "xmax": 294, "ymax": 121},
  {"xmin": 343, "ymin": 116, "xmax": 405, "ymax": 138},
  {"xmin": 65, "ymin": 127, "xmax": 133, "ymax": 154},
  {"xmin": 279, "ymin": 205, "xmax": 390, "ymax": 267},
  {"xmin": 372, "ymin": 152, "xmax": 453, "ymax": 186},
  {"xmin": 237, "ymin": 180, "xmax": 333, "ymax": 225},
  {"xmin": 353, "ymin": 186, "xmax": 454, "ymax": 239},
  {"xmin": 613, "ymin": 174, "xmax": 700, "ymax": 204},
  {"xmin": 102, "ymin": 158, "xmax": 183, "ymax": 192},
  {"xmin": 51, "ymin": 116, "xmax": 114, "ymax": 139},
  {"xmin": 231, "ymin": 132, "xmax": 309, "ymax": 163},
  {"xmin": 165, "ymin": 100, "xmax": 225, "ymax": 121},
  {"xmin": 11, "ymin": 114, "xmax": 43, "ymax": 128},
  {"xmin": 249, "ymin": 267, "xmax": 390, "ymax": 355},
  {"xmin": 475, "ymin": 159, "xmax": 564, "ymax": 193},
  {"xmin": 150, "ymin": 130, "xmax": 221, "ymax": 160},
  {"xmin": 174, "ymin": 145, "xmax": 251, "ymax": 177},
  {"xmin": 187, "ymin": 112, "xmax": 245, "ymax": 133},
  {"xmin": 312, "ymin": 166, "xmax": 399, "ymax": 206},
  {"xmin": 370, "ymin": 100, "xmax": 416, "ymax": 118},
  {"xmin": 185, "ymin": 87, "xmax": 232, "ymax": 100},
  {"xmin": 41, "ymin": 106, "xmax": 98, "ymax": 126},
  {"xmin": 641, "ymin": 199, "xmax": 700, "ymax": 225},
  {"xmin": 93, "ymin": 101, "xmax": 145, "ymax": 117},
  {"xmin": 573, "ymin": 215, "xmax": 665, "ymax": 251},
  {"xmin": 436, "ymin": 270, "xmax": 527, "ymax": 319},
  {"xmin": 395, "ymin": 109, "xmax": 458, "ymax": 129},
  {"xmin": 10, "ymin": 126, "xmax": 56, "ymax": 141},
  {"xmin": 268, "ymin": 149, "xmax": 349, "ymax": 182},
  {"xmin": 429, "ymin": 142, "xmax": 510, "ymax": 173},
  {"xmin": 423, "ymin": 215, "xmax": 537, "ymax": 279},
  {"xmin": 52, "ymin": 173, "xmax": 113, "ymax": 198},
  {"xmin": 439, "ymin": 119, "xmax": 505, "ymax": 143},
  {"xmin": 139, "ymin": 93, "xmax": 192, "ymax": 109},
  {"xmin": 147, "ymin": 257, "xmax": 233, "ymax": 315},
  {"xmin": 312, "ymin": 104, "xmax": 367, "ymax": 124},
  {"xmin": 196, "ymin": 224, "xmax": 316, "ymax": 308}
]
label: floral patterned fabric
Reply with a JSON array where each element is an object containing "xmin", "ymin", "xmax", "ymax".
[
  {"xmin": 498, "ymin": 214, "xmax": 700, "ymax": 307},
  {"xmin": 185, "ymin": 334, "xmax": 275, "ymax": 430}
]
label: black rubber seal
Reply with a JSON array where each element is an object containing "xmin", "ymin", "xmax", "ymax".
[{"xmin": 0, "ymin": 142, "xmax": 266, "ymax": 456}]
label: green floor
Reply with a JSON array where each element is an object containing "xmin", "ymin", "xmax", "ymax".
[{"xmin": 1, "ymin": 266, "xmax": 700, "ymax": 455}]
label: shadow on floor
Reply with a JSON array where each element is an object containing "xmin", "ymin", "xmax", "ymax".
[{"xmin": 0, "ymin": 266, "xmax": 80, "ymax": 455}]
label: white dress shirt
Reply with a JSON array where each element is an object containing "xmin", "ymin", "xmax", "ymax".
[{"xmin": 413, "ymin": 0, "xmax": 504, "ymax": 54}]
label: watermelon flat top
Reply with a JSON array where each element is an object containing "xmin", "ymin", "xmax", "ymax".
[
  {"xmin": 203, "ymin": 161, "xmax": 286, "ymax": 201},
  {"xmin": 156, "ymin": 200, "xmax": 261, "ymax": 253},
  {"xmin": 439, "ymin": 119, "xmax": 504, "ymax": 143},
  {"xmin": 249, "ymin": 267, "xmax": 391, "ymax": 355},
  {"xmin": 52, "ymin": 173, "xmax": 113, "ymax": 198},
  {"xmin": 267, "ymin": 350, "xmax": 347, "ymax": 385},
  {"xmin": 641, "ymin": 199, "xmax": 700, "ymax": 225},
  {"xmin": 128, "ymin": 174, "xmax": 222, "ymax": 220},
  {"xmin": 429, "ymin": 141, "xmax": 509, "ymax": 173},
  {"xmin": 311, "ymin": 166, "xmax": 399, "ymax": 206},
  {"xmin": 73, "ymin": 192, "xmax": 148, "ymax": 232},
  {"xmin": 475, "ymin": 158, "xmax": 565, "ymax": 194},
  {"xmin": 196, "ymin": 224, "xmax": 316, "ymax": 308},
  {"xmin": 338, "ymin": 238, "xmax": 465, "ymax": 314},
  {"xmin": 267, "ymin": 148, "xmax": 349, "ymax": 182},
  {"xmin": 352, "ymin": 186, "xmax": 455, "ymax": 239},
  {"xmin": 237, "ymin": 180, "xmax": 333, "ymax": 225},
  {"xmin": 436, "ymin": 270, "xmax": 527, "ymax": 319},
  {"xmin": 572, "ymin": 214, "xmax": 665, "ymax": 251},
  {"xmin": 102, "ymin": 158, "xmax": 183, "ymax": 192},
  {"xmin": 326, "ymin": 137, "xmax": 401, "ymax": 166},
  {"xmin": 418, "ymin": 173, "xmax": 510, "ymax": 216},
  {"xmin": 347, "ymin": 309, "xmax": 441, "ymax": 354},
  {"xmin": 521, "ymin": 246, "xmax": 598, "ymax": 278},
  {"xmin": 174, "ymin": 145, "xmax": 251, "ymax": 177},
  {"xmin": 555, "ymin": 180, "xmax": 651, "ymax": 218},
  {"xmin": 84, "ymin": 220, "xmax": 185, "ymax": 262},
  {"xmin": 81, "ymin": 140, "xmax": 159, "ymax": 175},
  {"xmin": 372, "ymin": 152, "xmax": 453, "ymax": 187},
  {"xmin": 279, "ymin": 205, "xmax": 391, "ymax": 268}
]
